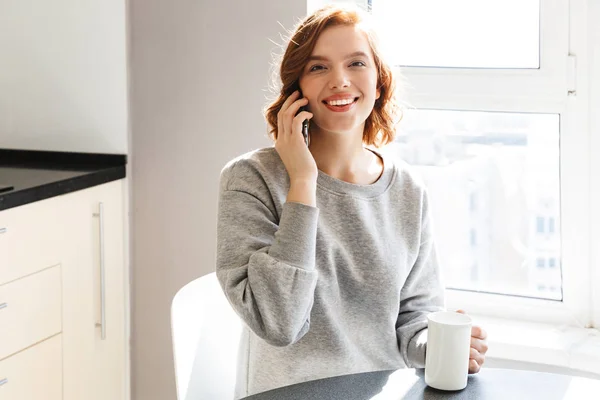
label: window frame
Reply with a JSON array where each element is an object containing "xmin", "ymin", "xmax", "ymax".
[
  {"xmin": 589, "ymin": 0, "xmax": 600, "ymax": 330},
  {"xmin": 391, "ymin": 0, "xmax": 567, "ymax": 109}
]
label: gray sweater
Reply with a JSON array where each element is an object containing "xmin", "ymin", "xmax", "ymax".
[{"xmin": 216, "ymin": 147, "xmax": 445, "ymax": 398}]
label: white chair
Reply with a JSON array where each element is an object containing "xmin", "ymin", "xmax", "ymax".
[{"xmin": 171, "ymin": 272, "xmax": 242, "ymax": 400}]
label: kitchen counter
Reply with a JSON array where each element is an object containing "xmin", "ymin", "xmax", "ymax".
[{"xmin": 0, "ymin": 149, "xmax": 126, "ymax": 211}]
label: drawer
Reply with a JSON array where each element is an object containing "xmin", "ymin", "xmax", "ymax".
[
  {"xmin": 0, "ymin": 334, "xmax": 62, "ymax": 400},
  {"xmin": 0, "ymin": 265, "xmax": 62, "ymax": 360},
  {"xmin": 0, "ymin": 195, "xmax": 63, "ymax": 286}
]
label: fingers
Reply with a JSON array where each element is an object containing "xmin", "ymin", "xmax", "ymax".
[
  {"xmin": 468, "ymin": 337, "xmax": 487, "ymax": 374},
  {"xmin": 471, "ymin": 325, "xmax": 488, "ymax": 340},
  {"xmin": 279, "ymin": 89, "xmax": 301, "ymax": 111},
  {"xmin": 468, "ymin": 351, "xmax": 483, "ymax": 374},
  {"xmin": 277, "ymin": 91, "xmax": 309, "ymax": 139},
  {"xmin": 277, "ymin": 90, "xmax": 301, "ymax": 138},
  {"xmin": 284, "ymin": 102, "xmax": 309, "ymax": 140},
  {"xmin": 292, "ymin": 111, "xmax": 313, "ymax": 137},
  {"xmin": 469, "ymin": 359, "xmax": 481, "ymax": 374},
  {"xmin": 454, "ymin": 310, "xmax": 487, "ymax": 374},
  {"xmin": 470, "ymin": 347, "xmax": 485, "ymax": 365},
  {"xmin": 471, "ymin": 336, "xmax": 489, "ymax": 354}
]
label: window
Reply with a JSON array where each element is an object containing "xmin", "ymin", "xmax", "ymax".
[
  {"xmin": 470, "ymin": 229, "xmax": 477, "ymax": 247},
  {"xmin": 367, "ymin": 0, "xmax": 593, "ymax": 328},
  {"xmin": 536, "ymin": 216, "xmax": 546, "ymax": 234},
  {"xmin": 389, "ymin": 110, "xmax": 561, "ymax": 298},
  {"xmin": 372, "ymin": 0, "xmax": 540, "ymax": 69},
  {"xmin": 469, "ymin": 192, "xmax": 477, "ymax": 212},
  {"xmin": 470, "ymin": 263, "xmax": 479, "ymax": 282}
]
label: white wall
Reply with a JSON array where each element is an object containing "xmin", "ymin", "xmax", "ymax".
[
  {"xmin": 129, "ymin": 1, "xmax": 306, "ymax": 399},
  {"xmin": 0, "ymin": 0, "xmax": 128, "ymax": 153}
]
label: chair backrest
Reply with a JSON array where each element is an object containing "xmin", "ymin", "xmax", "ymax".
[{"xmin": 171, "ymin": 272, "xmax": 242, "ymax": 400}]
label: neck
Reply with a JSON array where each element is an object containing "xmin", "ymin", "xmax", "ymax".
[{"xmin": 308, "ymin": 125, "xmax": 383, "ymax": 184}]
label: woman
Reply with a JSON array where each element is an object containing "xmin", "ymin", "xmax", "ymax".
[{"xmin": 216, "ymin": 4, "xmax": 488, "ymax": 398}]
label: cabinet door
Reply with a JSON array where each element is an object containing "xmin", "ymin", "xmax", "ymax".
[
  {"xmin": 61, "ymin": 180, "xmax": 128, "ymax": 400},
  {"xmin": 89, "ymin": 180, "xmax": 127, "ymax": 400},
  {"xmin": 0, "ymin": 335, "xmax": 63, "ymax": 400}
]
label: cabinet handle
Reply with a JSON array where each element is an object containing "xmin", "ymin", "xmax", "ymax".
[
  {"xmin": 0, "ymin": 378, "xmax": 7, "ymax": 386},
  {"xmin": 94, "ymin": 202, "xmax": 107, "ymax": 340},
  {"xmin": 0, "ymin": 303, "xmax": 7, "ymax": 310},
  {"xmin": 0, "ymin": 227, "xmax": 6, "ymax": 234}
]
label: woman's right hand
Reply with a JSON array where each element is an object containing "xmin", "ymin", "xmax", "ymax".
[{"xmin": 275, "ymin": 90, "xmax": 317, "ymax": 185}]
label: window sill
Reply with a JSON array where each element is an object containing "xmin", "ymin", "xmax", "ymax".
[{"xmin": 472, "ymin": 315, "xmax": 600, "ymax": 379}]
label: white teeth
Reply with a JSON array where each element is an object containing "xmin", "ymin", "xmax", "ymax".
[{"xmin": 328, "ymin": 98, "xmax": 355, "ymax": 106}]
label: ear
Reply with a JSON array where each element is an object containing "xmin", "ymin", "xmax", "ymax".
[{"xmin": 375, "ymin": 87, "xmax": 381, "ymax": 100}]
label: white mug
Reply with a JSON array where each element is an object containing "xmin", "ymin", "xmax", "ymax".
[{"xmin": 424, "ymin": 311, "xmax": 472, "ymax": 391}]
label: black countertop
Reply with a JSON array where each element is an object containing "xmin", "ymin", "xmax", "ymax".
[{"xmin": 0, "ymin": 149, "xmax": 126, "ymax": 211}]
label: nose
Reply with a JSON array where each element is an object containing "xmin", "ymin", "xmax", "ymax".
[{"xmin": 328, "ymin": 68, "xmax": 350, "ymax": 90}]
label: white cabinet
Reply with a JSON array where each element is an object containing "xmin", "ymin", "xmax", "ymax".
[
  {"xmin": 0, "ymin": 334, "xmax": 63, "ymax": 400},
  {"xmin": 0, "ymin": 180, "xmax": 128, "ymax": 400},
  {"xmin": 0, "ymin": 195, "xmax": 62, "ymax": 286},
  {"xmin": 61, "ymin": 180, "xmax": 127, "ymax": 400},
  {"xmin": 0, "ymin": 265, "xmax": 62, "ymax": 360}
]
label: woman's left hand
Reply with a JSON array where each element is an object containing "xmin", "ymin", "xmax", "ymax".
[{"xmin": 457, "ymin": 309, "xmax": 488, "ymax": 374}]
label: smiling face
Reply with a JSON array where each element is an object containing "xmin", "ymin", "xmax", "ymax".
[{"xmin": 299, "ymin": 24, "xmax": 380, "ymax": 138}]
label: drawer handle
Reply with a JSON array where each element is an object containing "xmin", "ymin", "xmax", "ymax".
[
  {"xmin": 0, "ymin": 378, "xmax": 7, "ymax": 386},
  {"xmin": 0, "ymin": 303, "xmax": 6, "ymax": 310},
  {"xmin": 0, "ymin": 227, "xmax": 6, "ymax": 234},
  {"xmin": 93, "ymin": 203, "xmax": 106, "ymax": 341}
]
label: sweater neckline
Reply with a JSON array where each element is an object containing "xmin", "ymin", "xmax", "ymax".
[{"xmin": 316, "ymin": 148, "xmax": 395, "ymax": 198}]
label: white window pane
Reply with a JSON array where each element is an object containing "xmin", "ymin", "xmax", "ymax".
[
  {"xmin": 372, "ymin": 0, "xmax": 540, "ymax": 68},
  {"xmin": 389, "ymin": 109, "xmax": 561, "ymax": 300}
]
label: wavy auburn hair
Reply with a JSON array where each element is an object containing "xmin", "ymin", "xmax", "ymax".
[{"xmin": 264, "ymin": 4, "xmax": 402, "ymax": 147}]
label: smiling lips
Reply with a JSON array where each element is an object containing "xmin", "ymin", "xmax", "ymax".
[{"xmin": 322, "ymin": 96, "xmax": 359, "ymax": 112}]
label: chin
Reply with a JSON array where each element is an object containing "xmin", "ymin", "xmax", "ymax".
[{"xmin": 319, "ymin": 119, "xmax": 363, "ymax": 133}]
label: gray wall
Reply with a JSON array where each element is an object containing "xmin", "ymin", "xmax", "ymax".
[{"xmin": 129, "ymin": 1, "xmax": 305, "ymax": 399}]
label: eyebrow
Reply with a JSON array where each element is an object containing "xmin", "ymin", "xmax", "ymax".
[{"xmin": 307, "ymin": 51, "xmax": 370, "ymax": 62}]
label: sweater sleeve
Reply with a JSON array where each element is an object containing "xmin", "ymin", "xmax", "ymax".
[
  {"xmin": 216, "ymin": 160, "xmax": 319, "ymax": 347},
  {"xmin": 396, "ymin": 189, "xmax": 445, "ymax": 367}
]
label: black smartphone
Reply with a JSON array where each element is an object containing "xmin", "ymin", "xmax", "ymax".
[
  {"xmin": 296, "ymin": 89, "xmax": 309, "ymax": 146},
  {"xmin": 298, "ymin": 106, "xmax": 310, "ymax": 146},
  {"xmin": 300, "ymin": 107, "xmax": 309, "ymax": 146}
]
